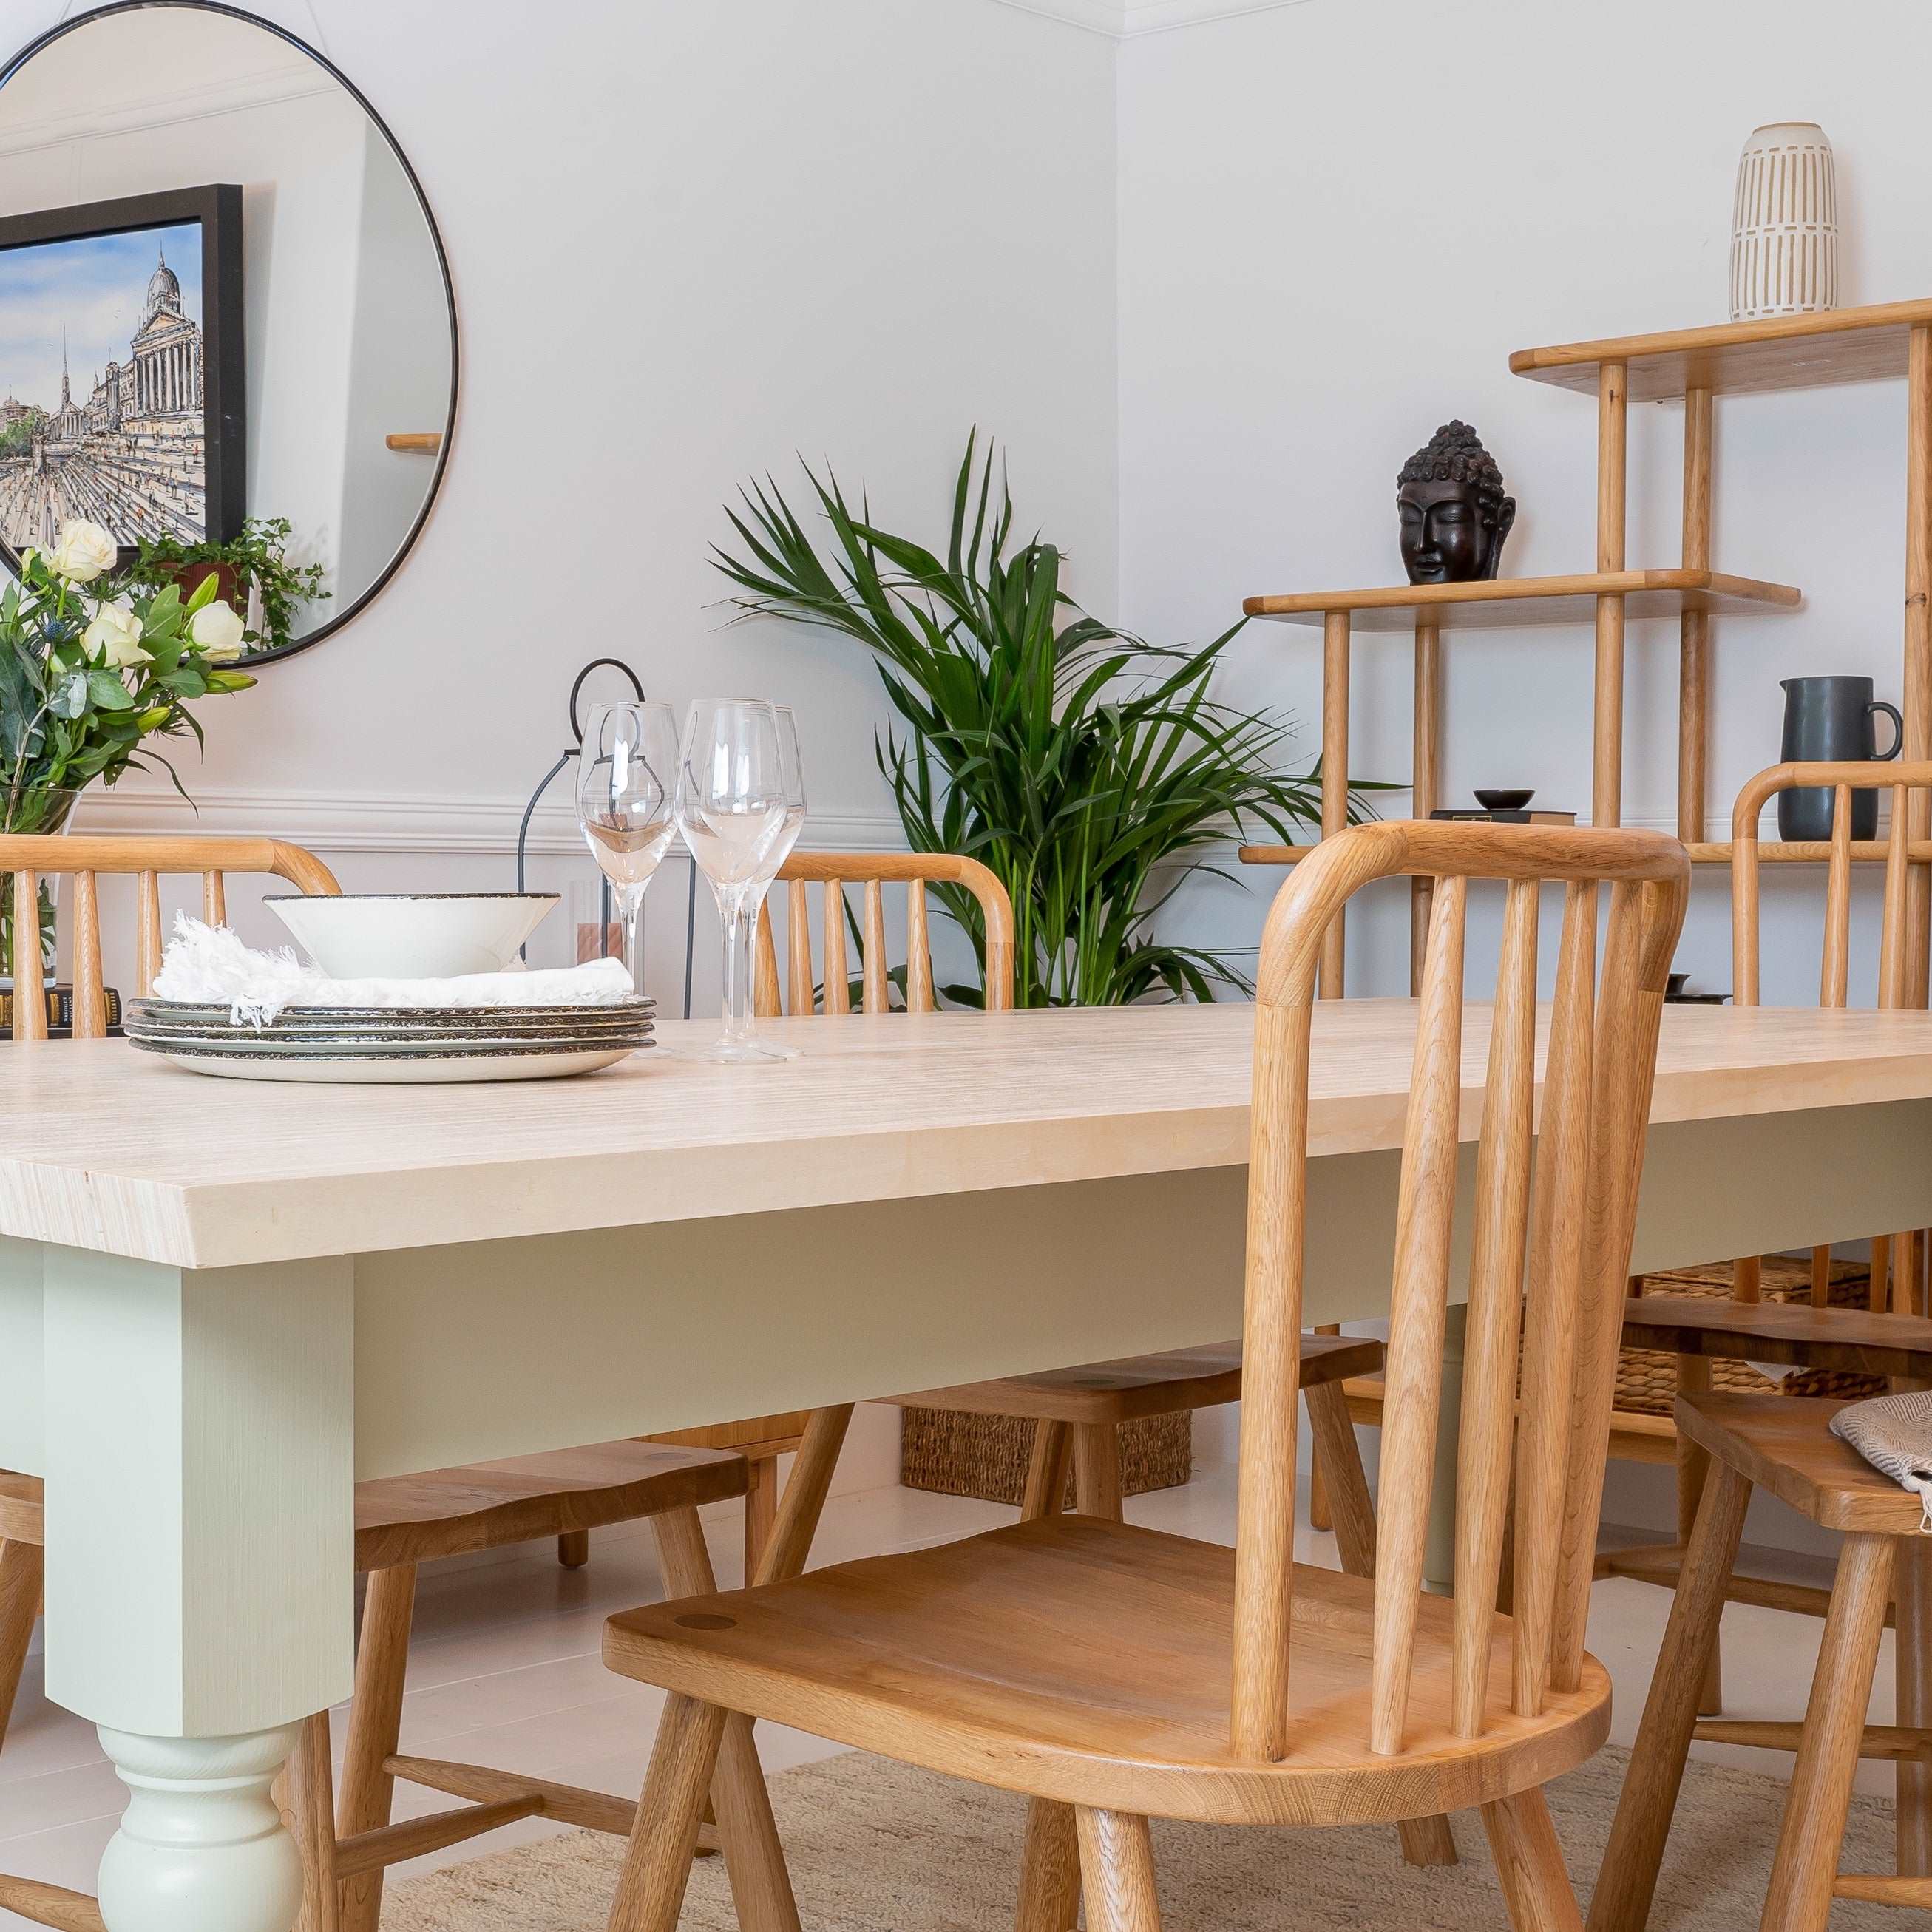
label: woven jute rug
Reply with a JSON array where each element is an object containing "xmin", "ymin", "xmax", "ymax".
[{"xmin": 384, "ymin": 1742, "xmax": 1897, "ymax": 1930}]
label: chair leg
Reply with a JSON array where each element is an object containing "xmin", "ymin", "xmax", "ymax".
[
  {"xmin": 1072, "ymin": 1423, "xmax": 1124, "ymax": 1522},
  {"xmin": 557, "ymin": 1530, "xmax": 592, "ymax": 1569},
  {"xmin": 1021, "ymin": 1422, "xmax": 1073, "ymax": 1522},
  {"xmin": 1308, "ymin": 1323, "xmax": 1342, "ymax": 1531},
  {"xmin": 1074, "ymin": 1807, "xmax": 1161, "ymax": 1932},
  {"xmin": 754, "ymin": 1404, "xmax": 853, "ymax": 1587},
  {"xmin": 1895, "ymin": 1533, "xmax": 1932, "ymax": 1876},
  {"xmin": 336, "ymin": 1562, "xmax": 416, "ymax": 1932},
  {"xmin": 1015, "ymin": 1798, "xmax": 1081, "ymax": 1931},
  {"xmin": 742, "ymin": 1454, "xmax": 780, "ymax": 1582},
  {"xmin": 653, "ymin": 1506, "xmax": 801, "ymax": 1932},
  {"xmin": 0, "ymin": 1539, "xmax": 43, "ymax": 1750},
  {"xmin": 1304, "ymin": 1382, "xmax": 1375, "ymax": 1577},
  {"xmin": 608, "ymin": 1693, "xmax": 728, "ymax": 1932},
  {"xmin": 1304, "ymin": 1382, "xmax": 1456, "ymax": 1868},
  {"xmin": 1482, "ymin": 1787, "xmax": 1583, "ymax": 1932},
  {"xmin": 288, "ymin": 1710, "xmax": 341, "ymax": 1932},
  {"xmin": 1587, "ymin": 1459, "xmax": 1751, "ymax": 1932},
  {"xmin": 1761, "ymin": 1531, "xmax": 1898, "ymax": 1932},
  {"xmin": 1674, "ymin": 1355, "xmax": 1722, "ymax": 1717}
]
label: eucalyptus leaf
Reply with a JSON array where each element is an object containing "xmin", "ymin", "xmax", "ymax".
[
  {"xmin": 47, "ymin": 671, "xmax": 89, "ymax": 719},
  {"xmin": 86, "ymin": 671, "xmax": 136, "ymax": 711}
]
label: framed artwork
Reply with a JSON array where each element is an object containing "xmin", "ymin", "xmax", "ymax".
[{"xmin": 0, "ymin": 184, "xmax": 243, "ymax": 569}]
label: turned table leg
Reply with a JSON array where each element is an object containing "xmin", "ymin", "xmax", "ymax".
[{"xmin": 42, "ymin": 1249, "xmax": 356, "ymax": 1932}]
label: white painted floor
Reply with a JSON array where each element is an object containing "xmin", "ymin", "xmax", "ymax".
[{"xmin": 0, "ymin": 1467, "xmax": 1884, "ymax": 1928}]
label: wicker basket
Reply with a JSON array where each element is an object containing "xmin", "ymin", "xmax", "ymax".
[
  {"xmin": 899, "ymin": 1407, "xmax": 1192, "ymax": 1508},
  {"xmin": 1619, "ymin": 1256, "xmax": 1886, "ymax": 1417}
]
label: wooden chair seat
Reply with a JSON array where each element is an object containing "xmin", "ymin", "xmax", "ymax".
[
  {"xmin": 1629, "ymin": 1298, "xmax": 1932, "ymax": 1383},
  {"xmin": 886, "ymin": 1333, "xmax": 1380, "ymax": 1426},
  {"xmin": 1675, "ymin": 1392, "xmax": 1925, "ymax": 1534},
  {"xmin": 606, "ymin": 1514, "xmax": 1610, "ymax": 1828},
  {"xmin": 0, "ymin": 1473, "xmax": 42, "ymax": 1546},
  {"xmin": 353, "ymin": 1441, "xmax": 747, "ymax": 1571}
]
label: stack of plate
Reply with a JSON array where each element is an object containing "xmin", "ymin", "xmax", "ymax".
[{"xmin": 125, "ymin": 997, "xmax": 656, "ymax": 1084}]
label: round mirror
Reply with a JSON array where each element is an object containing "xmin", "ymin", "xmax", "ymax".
[{"xmin": 0, "ymin": 1, "xmax": 456, "ymax": 662}]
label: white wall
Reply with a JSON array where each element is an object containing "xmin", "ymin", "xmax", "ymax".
[
  {"xmin": 12, "ymin": 0, "xmax": 1122, "ymax": 1011},
  {"xmin": 1119, "ymin": 0, "xmax": 1932, "ymax": 1009},
  {"xmin": 1119, "ymin": 0, "xmax": 1932, "ymax": 1533}
]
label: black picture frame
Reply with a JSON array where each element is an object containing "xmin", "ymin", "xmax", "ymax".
[
  {"xmin": 0, "ymin": 1, "xmax": 461, "ymax": 665},
  {"xmin": 0, "ymin": 183, "xmax": 244, "ymax": 572}
]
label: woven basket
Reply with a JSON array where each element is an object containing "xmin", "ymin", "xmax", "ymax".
[
  {"xmin": 899, "ymin": 1407, "xmax": 1192, "ymax": 1508},
  {"xmin": 1619, "ymin": 1256, "xmax": 1886, "ymax": 1417}
]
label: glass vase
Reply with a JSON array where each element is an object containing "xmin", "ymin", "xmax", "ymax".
[{"xmin": 0, "ymin": 787, "xmax": 78, "ymax": 982}]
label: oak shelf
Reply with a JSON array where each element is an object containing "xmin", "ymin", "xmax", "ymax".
[
  {"xmin": 1240, "ymin": 839, "xmax": 1932, "ymax": 869},
  {"xmin": 1511, "ymin": 297, "xmax": 1932, "ymax": 403},
  {"xmin": 1244, "ymin": 569, "xmax": 1800, "ymax": 634}
]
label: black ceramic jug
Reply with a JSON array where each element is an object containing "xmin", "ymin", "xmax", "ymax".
[{"xmin": 1777, "ymin": 677, "xmax": 1903, "ymax": 840}]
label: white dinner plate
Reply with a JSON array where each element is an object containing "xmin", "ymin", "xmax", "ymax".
[{"xmin": 131, "ymin": 1042, "xmax": 643, "ymax": 1084}]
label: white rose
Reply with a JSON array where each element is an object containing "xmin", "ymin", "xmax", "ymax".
[
  {"xmin": 81, "ymin": 603, "xmax": 147, "ymax": 669},
  {"xmin": 189, "ymin": 599, "xmax": 247, "ymax": 661},
  {"xmin": 47, "ymin": 519, "xmax": 116, "ymax": 585}
]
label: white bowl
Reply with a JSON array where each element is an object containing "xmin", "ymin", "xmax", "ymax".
[{"xmin": 265, "ymin": 894, "xmax": 559, "ymax": 979}]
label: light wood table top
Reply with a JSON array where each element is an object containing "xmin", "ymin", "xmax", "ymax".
[{"xmin": 5, "ymin": 1002, "xmax": 1932, "ymax": 1270}]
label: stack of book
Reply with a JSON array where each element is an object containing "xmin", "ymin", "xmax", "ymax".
[
  {"xmin": 1429, "ymin": 807, "xmax": 1576, "ymax": 826},
  {"xmin": 0, "ymin": 984, "xmax": 123, "ymax": 1039}
]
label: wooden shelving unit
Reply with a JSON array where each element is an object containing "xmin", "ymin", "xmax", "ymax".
[
  {"xmin": 1244, "ymin": 569, "xmax": 1800, "ymax": 631},
  {"xmin": 1245, "ymin": 296, "xmax": 1932, "ymax": 994}
]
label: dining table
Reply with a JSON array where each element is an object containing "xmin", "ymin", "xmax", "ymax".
[{"xmin": 4, "ymin": 996, "xmax": 1932, "ymax": 1932}]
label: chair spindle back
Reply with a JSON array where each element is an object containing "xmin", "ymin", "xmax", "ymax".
[
  {"xmin": 0, "ymin": 835, "xmax": 339, "ymax": 1042},
  {"xmin": 1233, "ymin": 821, "xmax": 1688, "ymax": 1765},
  {"xmin": 1729, "ymin": 762, "xmax": 1932, "ymax": 1312},
  {"xmin": 753, "ymin": 852, "xmax": 1015, "ymax": 1016},
  {"xmin": 1731, "ymin": 760, "xmax": 1932, "ymax": 1011}
]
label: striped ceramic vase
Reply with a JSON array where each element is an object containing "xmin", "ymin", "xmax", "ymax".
[{"xmin": 1729, "ymin": 122, "xmax": 1838, "ymax": 320}]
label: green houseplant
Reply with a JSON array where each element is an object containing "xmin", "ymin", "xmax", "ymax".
[
  {"xmin": 715, "ymin": 435, "xmax": 1366, "ymax": 1006},
  {"xmin": 1, "ymin": 518, "xmax": 255, "ymax": 973},
  {"xmin": 118, "ymin": 515, "xmax": 329, "ymax": 656}
]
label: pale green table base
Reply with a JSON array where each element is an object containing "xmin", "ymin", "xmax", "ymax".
[{"xmin": 0, "ymin": 1099, "xmax": 1924, "ymax": 1931}]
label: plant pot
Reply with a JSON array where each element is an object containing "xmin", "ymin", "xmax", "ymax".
[{"xmin": 0, "ymin": 787, "xmax": 78, "ymax": 980}]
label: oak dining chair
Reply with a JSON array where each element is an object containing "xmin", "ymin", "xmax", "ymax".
[
  {"xmin": 1590, "ymin": 1337, "xmax": 1932, "ymax": 1932},
  {"xmin": 597, "ymin": 818, "xmax": 1691, "ymax": 1932},
  {"xmin": 1604, "ymin": 762, "xmax": 1932, "ymax": 1711},
  {"xmin": 0, "ymin": 835, "xmax": 798, "ymax": 1932}
]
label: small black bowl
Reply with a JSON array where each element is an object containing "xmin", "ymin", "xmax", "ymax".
[{"xmin": 1474, "ymin": 788, "xmax": 1534, "ymax": 812}]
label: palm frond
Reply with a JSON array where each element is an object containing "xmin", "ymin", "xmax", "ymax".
[{"xmin": 714, "ymin": 435, "xmax": 1378, "ymax": 1005}]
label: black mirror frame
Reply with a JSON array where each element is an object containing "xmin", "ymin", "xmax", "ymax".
[{"xmin": 0, "ymin": 0, "xmax": 460, "ymax": 665}]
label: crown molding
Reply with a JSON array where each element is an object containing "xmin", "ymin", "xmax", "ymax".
[
  {"xmin": 72, "ymin": 783, "xmax": 906, "ymax": 861},
  {"xmin": 986, "ymin": 0, "xmax": 1315, "ymax": 38}
]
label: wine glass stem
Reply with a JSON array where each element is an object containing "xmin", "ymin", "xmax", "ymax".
[
  {"xmin": 719, "ymin": 888, "xmax": 763, "ymax": 1045},
  {"xmin": 619, "ymin": 884, "xmax": 646, "ymax": 997}
]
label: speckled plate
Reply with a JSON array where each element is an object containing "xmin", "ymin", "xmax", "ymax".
[
  {"xmin": 130, "ymin": 997, "xmax": 653, "ymax": 1029},
  {"xmin": 128, "ymin": 1038, "xmax": 646, "ymax": 1083},
  {"xmin": 126, "ymin": 1013, "xmax": 655, "ymax": 1046},
  {"xmin": 126, "ymin": 1027, "xmax": 654, "ymax": 1056}
]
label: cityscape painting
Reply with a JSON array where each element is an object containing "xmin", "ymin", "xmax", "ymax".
[{"xmin": 0, "ymin": 190, "xmax": 244, "ymax": 565}]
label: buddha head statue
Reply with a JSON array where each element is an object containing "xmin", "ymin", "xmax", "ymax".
[{"xmin": 1397, "ymin": 421, "xmax": 1516, "ymax": 584}]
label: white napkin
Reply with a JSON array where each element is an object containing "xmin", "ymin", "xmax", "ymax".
[
  {"xmin": 1830, "ymin": 1389, "xmax": 1932, "ymax": 1532},
  {"xmin": 150, "ymin": 916, "xmax": 637, "ymax": 1028}
]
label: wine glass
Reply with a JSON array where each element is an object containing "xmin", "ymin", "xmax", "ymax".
[
  {"xmin": 575, "ymin": 701, "xmax": 678, "ymax": 996},
  {"xmin": 775, "ymin": 705, "xmax": 807, "ymax": 861},
  {"xmin": 676, "ymin": 698, "xmax": 793, "ymax": 1061}
]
